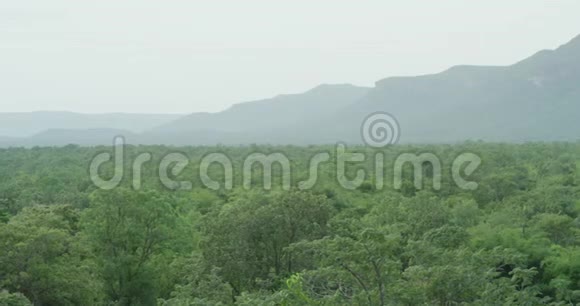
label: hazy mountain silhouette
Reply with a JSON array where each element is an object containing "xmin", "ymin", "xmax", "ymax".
[
  {"xmin": 2, "ymin": 34, "xmax": 580, "ymax": 147},
  {"xmin": 143, "ymin": 84, "xmax": 370, "ymax": 145},
  {"xmin": 0, "ymin": 112, "xmax": 181, "ymax": 138},
  {"xmin": 0, "ymin": 129, "xmax": 135, "ymax": 147},
  {"xmin": 142, "ymin": 33, "xmax": 580, "ymax": 145},
  {"xmin": 333, "ymin": 33, "xmax": 580, "ymax": 143},
  {"xmin": 154, "ymin": 84, "xmax": 369, "ymax": 133}
]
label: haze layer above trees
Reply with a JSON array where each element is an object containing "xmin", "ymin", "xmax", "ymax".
[{"xmin": 1, "ymin": 34, "xmax": 580, "ymax": 147}]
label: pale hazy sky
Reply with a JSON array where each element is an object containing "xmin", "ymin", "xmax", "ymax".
[{"xmin": 1, "ymin": 1, "xmax": 579, "ymax": 114}]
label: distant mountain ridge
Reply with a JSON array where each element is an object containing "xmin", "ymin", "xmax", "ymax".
[
  {"xmin": 143, "ymin": 84, "xmax": 371, "ymax": 145},
  {"xmin": 154, "ymin": 84, "xmax": 369, "ymax": 134},
  {"xmin": 0, "ymin": 112, "xmax": 181, "ymax": 138},
  {"xmin": 0, "ymin": 129, "xmax": 136, "ymax": 147},
  {"xmin": 2, "ymin": 34, "xmax": 580, "ymax": 147},
  {"xmin": 143, "ymin": 33, "xmax": 580, "ymax": 145}
]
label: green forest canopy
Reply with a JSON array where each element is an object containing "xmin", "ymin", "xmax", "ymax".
[{"xmin": 0, "ymin": 142, "xmax": 579, "ymax": 305}]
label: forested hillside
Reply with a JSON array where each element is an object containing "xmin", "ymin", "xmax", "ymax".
[{"xmin": 1, "ymin": 142, "xmax": 579, "ymax": 305}]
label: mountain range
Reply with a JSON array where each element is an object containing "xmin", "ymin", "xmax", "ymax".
[
  {"xmin": 0, "ymin": 112, "xmax": 180, "ymax": 137},
  {"xmin": 2, "ymin": 34, "xmax": 580, "ymax": 147}
]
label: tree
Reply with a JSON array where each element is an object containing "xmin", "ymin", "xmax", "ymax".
[
  {"xmin": 0, "ymin": 290, "xmax": 32, "ymax": 306},
  {"xmin": 202, "ymin": 191, "xmax": 333, "ymax": 296},
  {"xmin": 0, "ymin": 205, "xmax": 103, "ymax": 305},
  {"xmin": 83, "ymin": 188, "xmax": 176, "ymax": 306}
]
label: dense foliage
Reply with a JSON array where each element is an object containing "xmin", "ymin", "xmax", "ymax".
[{"xmin": 1, "ymin": 142, "xmax": 579, "ymax": 305}]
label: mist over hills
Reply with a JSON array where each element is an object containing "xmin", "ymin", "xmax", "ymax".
[
  {"xmin": 154, "ymin": 84, "xmax": 369, "ymax": 134},
  {"xmin": 2, "ymin": 34, "xmax": 580, "ymax": 147},
  {"xmin": 0, "ymin": 112, "xmax": 180, "ymax": 138},
  {"xmin": 144, "ymin": 84, "xmax": 371, "ymax": 145},
  {"xmin": 283, "ymin": 33, "xmax": 580, "ymax": 144},
  {"xmin": 0, "ymin": 129, "xmax": 136, "ymax": 147}
]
